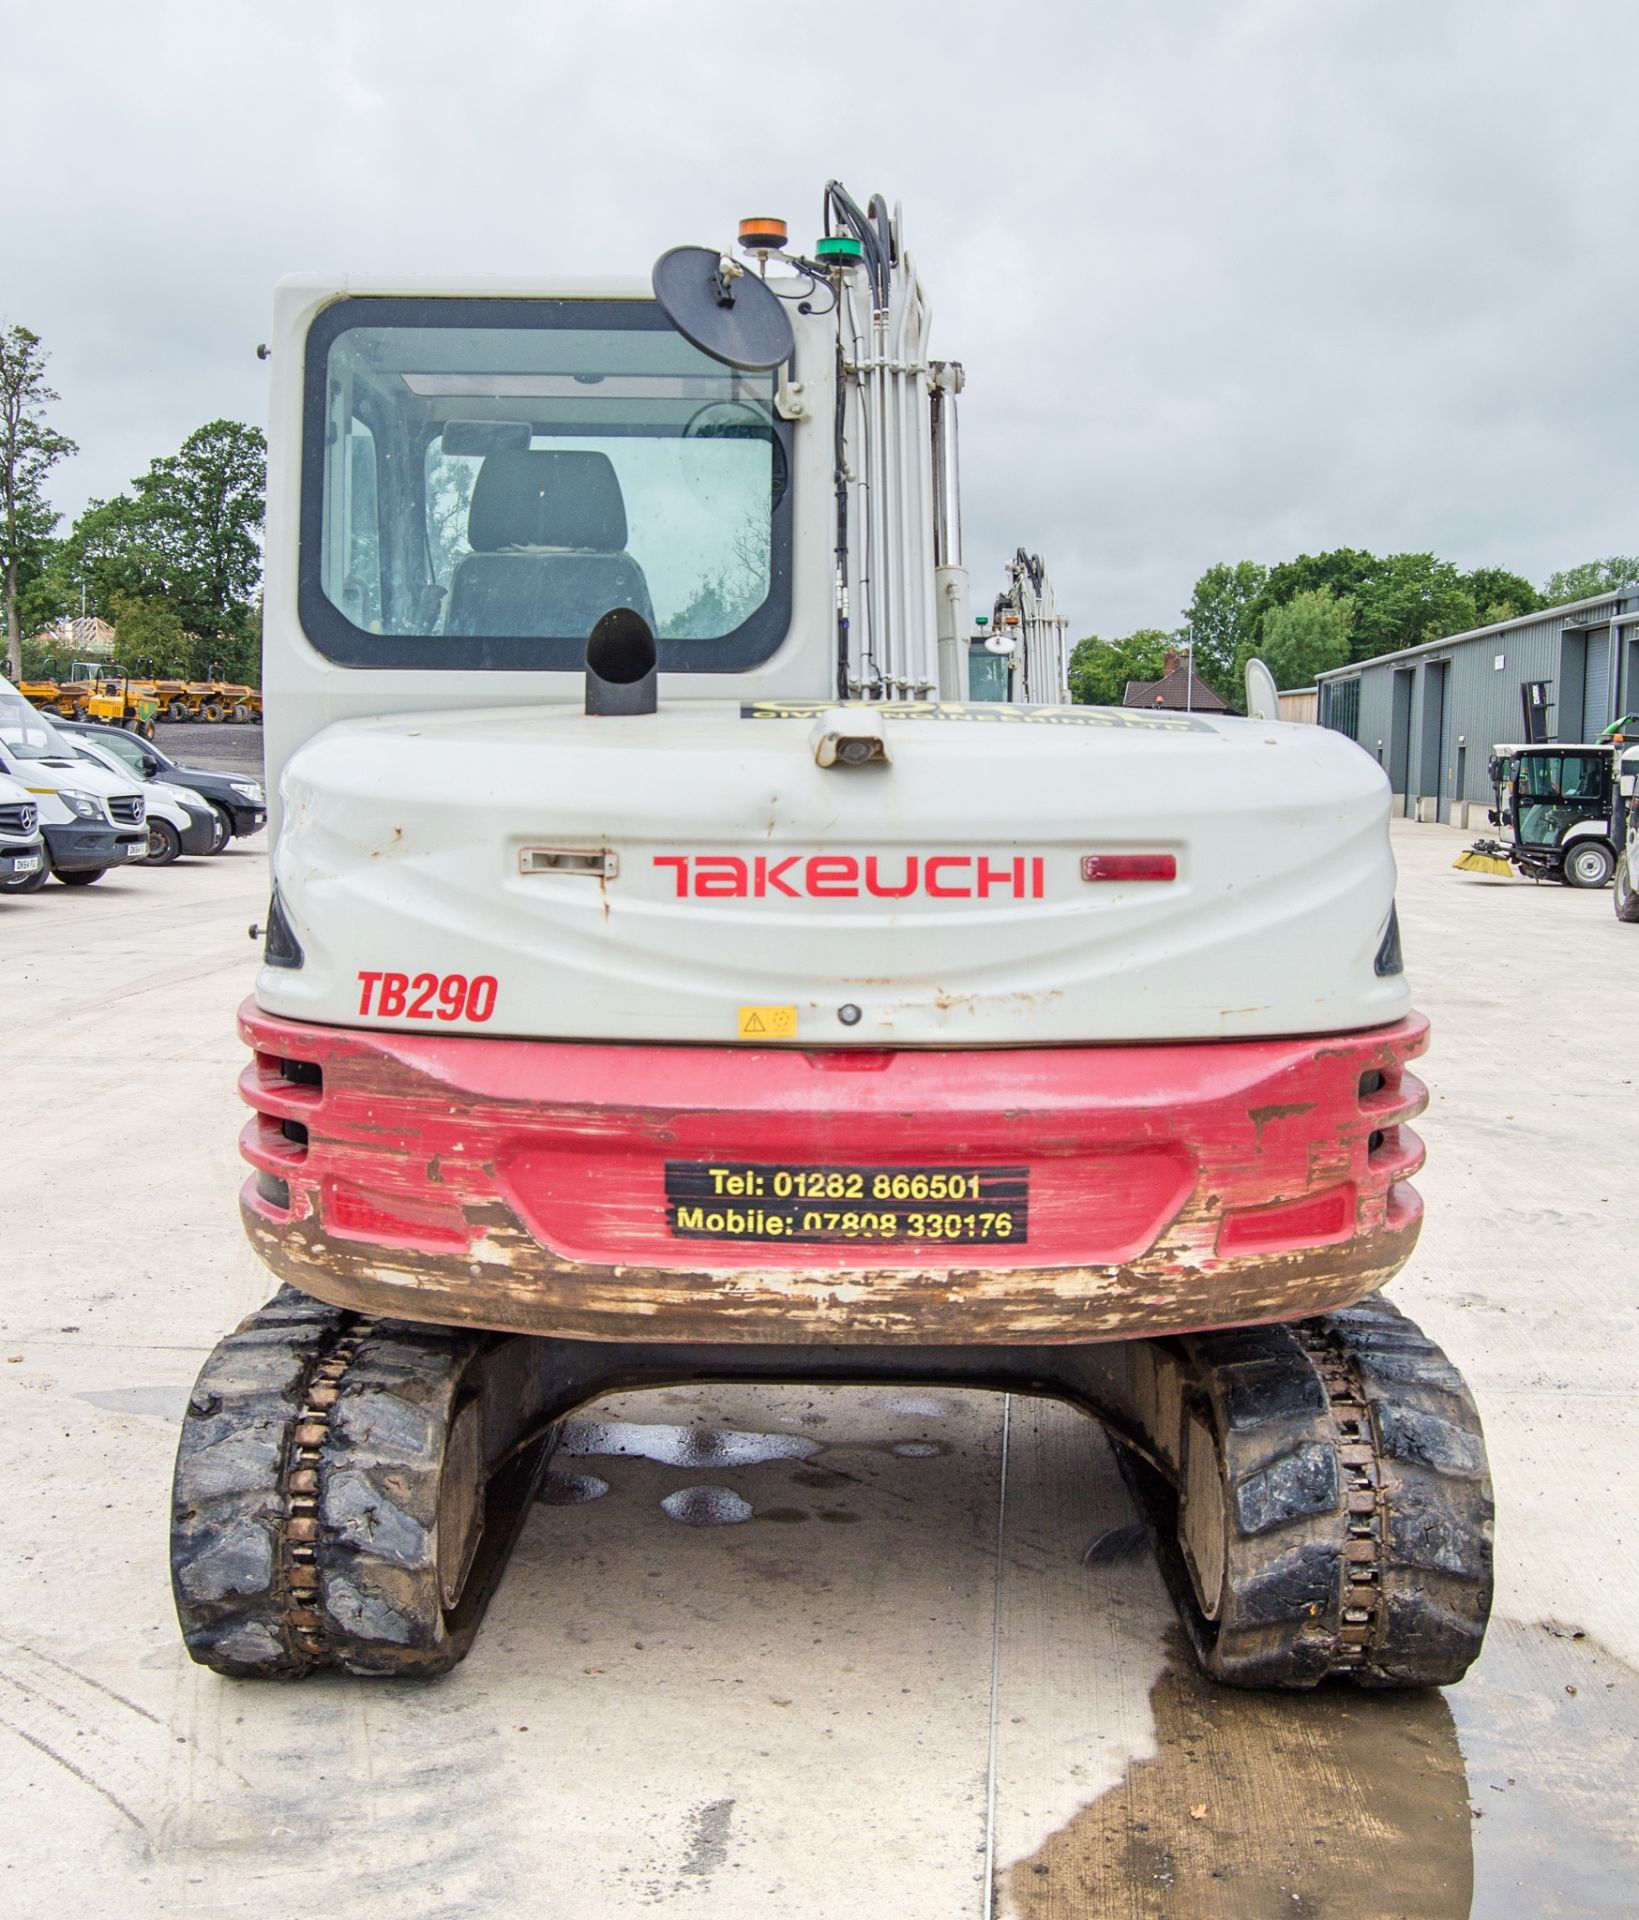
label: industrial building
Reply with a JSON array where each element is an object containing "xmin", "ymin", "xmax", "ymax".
[{"xmin": 1314, "ymin": 588, "xmax": 1639, "ymax": 824}]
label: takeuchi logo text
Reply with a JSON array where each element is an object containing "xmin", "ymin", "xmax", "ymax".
[{"xmin": 652, "ymin": 854, "xmax": 1047, "ymax": 900}]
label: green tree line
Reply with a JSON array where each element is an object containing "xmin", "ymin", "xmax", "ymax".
[
  {"xmin": 1, "ymin": 320, "xmax": 265, "ymax": 685},
  {"xmin": 1070, "ymin": 549, "xmax": 1639, "ymax": 710}
]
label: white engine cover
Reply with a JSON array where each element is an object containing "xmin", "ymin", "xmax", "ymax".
[{"xmin": 260, "ymin": 702, "xmax": 1408, "ymax": 1047}]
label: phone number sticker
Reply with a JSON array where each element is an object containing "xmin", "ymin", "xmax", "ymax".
[{"xmin": 664, "ymin": 1162, "xmax": 1028, "ymax": 1245}]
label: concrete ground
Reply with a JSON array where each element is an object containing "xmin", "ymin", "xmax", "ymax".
[{"xmin": 2, "ymin": 813, "xmax": 1635, "ymax": 1918}]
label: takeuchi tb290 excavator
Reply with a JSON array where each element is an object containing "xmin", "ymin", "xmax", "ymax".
[{"xmin": 172, "ymin": 184, "xmax": 1492, "ymax": 1689}]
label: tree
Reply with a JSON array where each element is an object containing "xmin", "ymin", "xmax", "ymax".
[
  {"xmin": 27, "ymin": 419, "xmax": 268, "ymax": 683},
  {"xmin": 1068, "ymin": 629, "xmax": 1171, "ymax": 707},
  {"xmin": 1181, "ymin": 560, "xmax": 1267, "ymax": 701},
  {"xmin": 1245, "ymin": 548, "xmax": 1488, "ymax": 663},
  {"xmin": 0, "ymin": 324, "xmax": 78, "ymax": 679},
  {"xmin": 1251, "ymin": 587, "xmax": 1354, "ymax": 688},
  {"xmin": 41, "ymin": 492, "xmax": 157, "ymax": 620},
  {"xmin": 1349, "ymin": 553, "xmax": 1475, "ymax": 660},
  {"xmin": 1464, "ymin": 566, "xmax": 1541, "ymax": 626},
  {"xmin": 1543, "ymin": 556, "xmax": 1639, "ymax": 604},
  {"xmin": 107, "ymin": 589, "xmax": 189, "ymax": 673},
  {"xmin": 128, "ymin": 419, "xmax": 266, "ymax": 634}
]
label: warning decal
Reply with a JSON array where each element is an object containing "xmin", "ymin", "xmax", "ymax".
[{"xmin": 737, "ymin": 1004, "xmax": 799, "ymax": 1039}]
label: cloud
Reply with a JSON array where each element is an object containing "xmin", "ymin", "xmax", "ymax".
[{"xmin": 10, "ymin": 0, "xmax": 1638, "ymax": 632}]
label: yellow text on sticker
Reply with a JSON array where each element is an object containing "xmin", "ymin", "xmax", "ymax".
[{"xmin": 738, "ymin": 1005, "xmax": 798, "ymax": 1040}]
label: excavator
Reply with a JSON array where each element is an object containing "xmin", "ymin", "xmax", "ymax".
[{"xmin": 171, "ymin": 184, "xmax": 1492, "ymax": 1689}]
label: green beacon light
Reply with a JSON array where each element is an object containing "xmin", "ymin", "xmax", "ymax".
[{"xmin": 815, "ymin": 235, "xmax": 865, "ymax": 269}]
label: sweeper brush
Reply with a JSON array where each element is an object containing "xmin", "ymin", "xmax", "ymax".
[{"xmin": 1454, "ymin": 840, "xmax": 1515, "ymax": 877}]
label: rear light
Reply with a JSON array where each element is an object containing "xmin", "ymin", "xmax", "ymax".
[
  {"xmin": 262, "ymin": 889, "xmax": 304, "ymax": 969},
  {"xmin": 1217, "ymin": 1185, "xmax": 1356, "ymax": 1255},
  {"xmin": 1081, "ymin": 853, "xmax": 1177, "ymax": 882},
  {"xmin": 1374, "ymin": 904, "xmax": 1404, "ymax": 976}
]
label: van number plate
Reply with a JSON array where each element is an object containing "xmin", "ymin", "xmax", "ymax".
[{"xmin": 664, "ymin": 1162, "xmax": 1028, "ymax": 1244}]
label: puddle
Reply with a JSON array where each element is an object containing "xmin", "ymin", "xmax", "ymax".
[
  {"xmin": 537, "ymin": 1471, "xmax": 609, "ymax": 1506},
  {"xmin": 890, "ymin": 1440, "xmax": 947, "ymax": 1459},
  {"xmin": 561, "ymin": 1418, "xmax": 819, "ymax": 1469},
  {"xmin": 1007, "ymin": 1619, "xmax": 1639, "ymax": 1919},
  {"xmin": 660, "ymin": 1486, "xmax": 753, "ymax": 1527},
  {"xmin": 1453, "ymin": 1619, "xmax": 1639, "ymax": 1918},
  {"xmin": 874, "ymin": 1393, "xmax": 952, "ymax": 1419},
  {"xmin": 1008, "ymin": 1631, "xmax": 1474, "ymax": 1918},
  {"xmin": 76, "ymin": 1384, "xmax": 189, "ymax": 1421}
]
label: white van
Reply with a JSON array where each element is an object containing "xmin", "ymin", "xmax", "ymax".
[
  {"xmin": 63, "ymin": 732, "xmax": 219, "ymax": 863},
  {"xmin": 0, "ymin": 676, "xmax": 147, "ymax": 886},
  {"xmin": 0, "ymin": 769, "xmax": 46, "ymax": 888}
]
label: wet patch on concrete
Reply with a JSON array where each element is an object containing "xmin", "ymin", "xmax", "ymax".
[
  {"xmin": 1455, "ymin": 1619, "xmax": 1639, "ymax": 1918},
  {"xmin": 561, "ymin": 1418, "xmax": 818, "ymax": 1470},
  {"xmin": 874, "ymin": 1392, "xmax": 954, "ymax": 1419},
  {"xmin": 1006, "ymin": 1617, "xmax": 1639, "ymax": 1919},
  {"xmin": 678, "ymin": 1796, "xmax": 735, "ymax": 1881},
  {"xmin": 1006, "ymin": 1633, "xmax": 1473, "ymax": 1918},
  {"xmin": 659, "ymin": 1486, "xmax": 753, "ymax": 1527},
  {"xmin": 537, "ymin": 1471, "xmax": 609, "ymax": 1506}
]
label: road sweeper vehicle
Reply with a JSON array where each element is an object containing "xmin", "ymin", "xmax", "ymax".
[
  {"xmin": 171, "ymin": 185, "xmax": 1492, "ymax": 1690},
  {"xmin": 1456, "ymin": 742, "xmax": 1631, "ymax": 887}
]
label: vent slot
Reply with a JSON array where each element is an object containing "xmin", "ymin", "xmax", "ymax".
[
  {"xmin": 519, "ymin": 847, "xmax": 619, "ymax": 878},
  {"xmin": 255, "ymin": 1171, "xmax": 291, "ymax": 1210}
]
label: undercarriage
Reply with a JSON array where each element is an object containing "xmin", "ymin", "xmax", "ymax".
[{"xmin": 172, "ymin": 1286, "xmax": 1492, "ymax": 1688}]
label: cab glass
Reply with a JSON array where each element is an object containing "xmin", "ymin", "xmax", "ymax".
[{"xmin": 301, "ymin": 298, "xmax": 793, "ymax": 672}]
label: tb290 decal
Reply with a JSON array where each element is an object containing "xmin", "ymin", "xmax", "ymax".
[{"xmin": 356, "ymin": 971, "xmax": 497, "ymax": 1022}]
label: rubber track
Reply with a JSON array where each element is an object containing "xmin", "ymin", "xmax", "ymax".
[
  {"xmin": 172, "ymin": 1287, "xmax": 549, "ymax": 1679},
  {"xmin": 1317, "ymin": 1295, "xmax": 1493, "ymax": 1689},
  {"xmin": 1123, "ymin": 1292, "xmax": 1493, "ymax": 1689},
  {"xmin": 171, "ymin": 1287, "xmax": 353, "ymax": 1677}
]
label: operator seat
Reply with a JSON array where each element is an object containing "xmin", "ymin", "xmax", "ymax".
[{"xmin": 444, "ymin": 448, "xmax": 655, "ymax": 639}]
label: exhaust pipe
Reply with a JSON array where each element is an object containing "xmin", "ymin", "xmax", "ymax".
[{"xmin": 585, "ymin": 608, "xmax": 657, "ymax": 716}]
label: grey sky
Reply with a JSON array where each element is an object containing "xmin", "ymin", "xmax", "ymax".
[{"xmin": 8, "ymin": 0, "xmax": 1638, "ymax": 637}]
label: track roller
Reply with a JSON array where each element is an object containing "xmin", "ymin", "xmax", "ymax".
[
  {"xmin": 1118, "ymin": 1293, "xmax": 1493, "ymax": 1689},
  {"xmin": 171, "ymin": 1287, "xmax": 562, "ymax": 1678}
]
